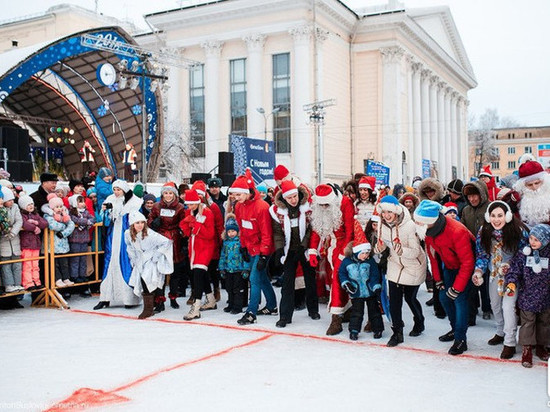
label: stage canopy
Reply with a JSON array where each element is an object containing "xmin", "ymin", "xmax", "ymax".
[{"xmin": 0, "ymin": 26, "xmax": 163, "ymax": 180}]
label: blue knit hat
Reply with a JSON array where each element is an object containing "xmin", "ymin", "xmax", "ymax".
[
  {"xmin": 375, "ymin": 195, "xmax": 402, "ymax": 214},
  {"xmin": 256, "ymin": 182, "xmax": 268, "ymax": 194},
  {"xmin": 86, "ymin": 187, "xmax": 96, "ymax": 197},
  {"xmin": 530, "ymin": 224, "xmax": 550, "ymax": 249},
  {"xmin": 225, "ymin": 218, "xmax": 239, "ymax": 233},
  {"xmin": 413, "ymin": 200, "xmax": 442, "ymax": 225}
]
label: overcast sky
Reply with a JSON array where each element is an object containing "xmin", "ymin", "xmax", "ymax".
[{"xmin": 1, "ymin": 0, "xmax": 549, "ymax": 127}]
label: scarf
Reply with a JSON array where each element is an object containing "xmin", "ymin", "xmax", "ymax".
[{"xmin": 490, "ymin": 230, "xmax": 505, "ymax": 296}]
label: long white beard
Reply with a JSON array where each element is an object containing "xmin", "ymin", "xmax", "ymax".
[
  {"xmin": 519, "ymin": 183, "xmax": 550, "ymax": 227},
  {"xmin": 310, "ymin": 202, "xmax": 343, "ymax": 238},
  {"xmin": 415, "ymin": 223, "xmax": 428, "ymax": 240}
]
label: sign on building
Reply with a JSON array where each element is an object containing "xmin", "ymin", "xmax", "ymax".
[
  {"xmin": 229, "ymin": 134, "xmax": 275, "ymax": 183},
  {"xmin": 538, "ymin": 144, "xmax": 550, "ymax": 169},
  {"xmin": 366, "ymin": 160, "xmax": 390, "ymax": 186},
  {"xmin": 422, "ymin": 159, "xmax": 431, "ymax": 179}
]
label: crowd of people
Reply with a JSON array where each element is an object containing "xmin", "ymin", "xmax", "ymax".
[{"xmin": 0, "ymin": 156, "xmax": 549, "ymax": 368}]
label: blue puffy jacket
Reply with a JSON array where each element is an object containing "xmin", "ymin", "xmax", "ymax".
[{"xmin": 338, "ymin": 256, "xmax": 381, "ymax": 299}]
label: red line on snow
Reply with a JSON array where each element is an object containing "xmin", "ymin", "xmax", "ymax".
[{"xmin": 69, "ymin": 309, "xmax": 548, "ymax": 368}]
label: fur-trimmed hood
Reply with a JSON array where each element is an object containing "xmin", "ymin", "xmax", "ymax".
[
  {"xmin": 399, "ymin": 192, "xmax": 420, "ymax": 208},
  {"xmin": 462, "ymin": 180, "xmax": 489, "ymax": 206},
  {"xmin": 417, "ymin": 178, "xmax": 445, "ymax": 202},
  {"xmin": 273, "ymin": 184, "xmax": 309, "ymax": 210}
]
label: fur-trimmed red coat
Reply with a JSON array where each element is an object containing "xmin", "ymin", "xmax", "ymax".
[
  {"xmin": 148, "ymin": 198, "xmax": 186, "ymax": 263},
  {"xmin": 234, "ymin": 190, "xmax": 274, "ymax": 257},
  {"xmin": 179, "ymin": 205, "xmax": 215, "ymax": 270}
]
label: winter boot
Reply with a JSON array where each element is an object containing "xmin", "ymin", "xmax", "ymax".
[
  {"xmin": 184, "ymin": 301, "xmax": 201, "ymax": 320},
  {"xmin": 169, "ymin": 293, "xmax": 180, "ymax": 309},
  {"xmin": 93, "ymin": 301, "xmax": 110, "ymax": 310},
  {"xmin": 214, "ymin": 287, "xmax": 221, "ymax": 302},
  {"xmin": 409, "ymin": 322, "xmax": 425, "ymax": 337},
  {"xmin": 364, "ymin": 321, "xmax": 372, "ymax": 333},
  {"xmin": 500, "ymin": 345, "xmax": 516, "ymax": 359},
  {"xmin": 438, "ymin": 330, "xmax": 455, "ymax": 342},
  {"xmin": 326, "ymin": 314, "xmax": 343, "ymax": 336},
  {"xmin": 521, "ymin": 345, "xmax": 533, "ymax": 368},
  {"xmin": 387, "ymin": 327, "xmax": 404, "ymax": 347},
  {"xmin": 138, "ymin": 293, "xmax": 155, "ymax": 319},
  {"xmin": 186, "ymin": 291, "xmax": 195, "ymax": 305},
  {"xmin": 448, "ymin": 340, "xmax": 468, "ymax": 355},
  {"xmin": 349, "ymin": 331, "xmax": 359, "ymax": 341},
  {"xmin": 200, "ymin": 293, "xmax": 218, "ymax": 311},
  {"xmin": 536, "ymin": 345, "xmax": 549, "ymax": 361},
  {"xmin": 342, "ymin": 307, "xmax": 352, "ymax": 323},
  {"xmin": 487, "ymin": 334, "xmax": 504, "ymax": 346},
  {"xmin": 153, "ymin": 296, "xmax": 166, "ymax": 313}
]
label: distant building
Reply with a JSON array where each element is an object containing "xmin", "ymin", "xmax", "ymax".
[{"xmin": 469, "ymin": 126, "xmax": 550, "ymax": 180}]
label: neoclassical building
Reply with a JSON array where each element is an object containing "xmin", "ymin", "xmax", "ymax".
[{"xmin": 142, "ymin": 0, "xmax": 477, "ymax": 185}]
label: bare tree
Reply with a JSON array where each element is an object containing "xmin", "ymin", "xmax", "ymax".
[{"xmin": 160, "ymin": 120, "xmax": 201, "ymax": 183}]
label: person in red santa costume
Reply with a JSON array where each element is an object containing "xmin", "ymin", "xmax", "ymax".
[
  {"xmin": 508, "ymin": 160, "xmax": 550, "ymax": 228},
  {"xmin": 308, "ymin": 184, "xmax": 355, "ymax": 335},
  {"xmin": 478, "ymin": 165, "xmax": 500, "ymax": 202},
  {"xmin": 270, "ymin": 180, "xmax": 319, "ymax": 328},
  {"xmin": 355, "ymin": 176, "xmax": 378, "ymax": 230}
]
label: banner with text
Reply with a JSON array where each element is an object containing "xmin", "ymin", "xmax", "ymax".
[
  {"xmin": 365, "ymin": 160, "xmax": 390, "ymax": 186},
  {"xmin": 538, "ymin": 144, "xmax": 550, "ymax": 169},
  {"xmin": 229, "ymin": 134, "xmax": 275, "ymax": 183}
]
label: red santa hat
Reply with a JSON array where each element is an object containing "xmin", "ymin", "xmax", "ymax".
[
  {"xmin": 274, "ymin": 165, "xmax": 290, "ymax": 181},
  {"xmin": 191, "ymin": 180, "xmax": 207, "ymax": 197},
  {"xmin": 314, "ymin": 184, "xmax": 336, "ymax": 204},
  {"xmin": 443, "ymin": 202, "xmax": 458, "ymax": 215},
  {"xmin": 161, "ymin": 182, "xmax": 179, "ymax": 197},
  {"xmin": 352, "ymin": 218, "xmax": 371, "ymax": 254},
  {"xmin": 280, "ymin": 180, "xmax": 298, "ymax": 198},
  {"xmin": 184, "ymin": 189, "xmax": 201, "ymax": 204},
  {"xmin": 479, "ymin": 164, "xmax": 493, "ymax": 178},
  {"xmin": 229, "ymin": 175, "xmax": 252, "ymax": 194},
  {"xmin": 518, "ymin": 160, "xmax": 546, "ymax": 183},
  {"xmin": 358, "ymin": 176, "xmax": 376, "ymax": 191}
]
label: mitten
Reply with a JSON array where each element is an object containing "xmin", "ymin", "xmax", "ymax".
[
  {"xmin": 53, "ymin": 213, "xmax": 63, "ymax": 222},
  {"xmin": 273, "ymin": 248, "xmax": 285, "ymax": 265},
  {"xmin": 242, "ymin": 271, "xmax": 250, "ymax": 280},
  {"xmin": 472, "ymin": 270, "xmax": 484, "ymax": 286},
  {"xmin": 240, "ymin": 247, "xmax": 250, "ymax": 262},
  {"xmin": 62, "ymin": 213, "xmax": 70, "ymax": 223},
  {"xmin": 256, "ymin": 255, "xmax": 268, "ymax": 271},
  {"xmin": 435, "ymin": 281, "xmax": 445, "ymax": 291},
  {"xmin": 309, "ymin": 254, "xmax": 318, "ymax": 268},
  {"xmin": 505, "ymin": 283, "xmax": 516, "ymax": 297},
  {"xmin": 220, "ymin": 271, "xmax": 226, "ymax": 280},
  {"xmin": 56, "ymin": 232, "xmax": 64, "ymax": 239},
  {"xmin": 342, "ymin": 281, "xmax": 357, "ymax": 295},
  {"xmin": 150, "ymin": 217, "xmax": 162, "ymax": 231},
  {"xmin": 446, "ymin": 287, "xmax": 460, "ymax": 300}
]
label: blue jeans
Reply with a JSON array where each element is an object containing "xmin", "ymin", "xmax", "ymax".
[
  {"xmin": 247, "ymin": 254, "xmax": 277, "ymax": 315},
  {"xmin": 439, "ymin": 267, "xmax": 471, "ymax": 341}
]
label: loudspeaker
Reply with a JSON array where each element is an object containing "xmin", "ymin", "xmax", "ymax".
[
  {"xmin": 190, "ymin": 173, "xmax": 211, "ymax": 184},
  {"xmin": 216, "ymin": 173, "xmax": 236, "ymax": 187},
  {"xmin": 17, "ymin": 129, "xmax": 30, "ymax": 161},
  {"xmin": 218, "ymin": 152, "xmax": 234, "ymax": 174},
  {"xmin": 1, "ymin": 127, "xmax": 19, "ymax": 161},
  {"xmin": 7, "ymin": 161, "xmax": 33, "ymax": 182}
]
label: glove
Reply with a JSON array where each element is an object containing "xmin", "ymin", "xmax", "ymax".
[
  {"xmin": 374, "ymin": 287, "xmax": 382, "ymax": 300},
  {"xmin": 309, "ymin": 254, "xmax": 318, "ymax": 268},
  {"xmin": 256, "ymin": 255, "xmax": 268, "ymax": 271},
  {"xmin": 56, "ymin": 232, "xmax": 64, "ymax": 239},
  {"xmin": 342, "ymin": 282, "xmax": 357, "ymax": 295},
  {"xmin": 435, "ymin": 281, "xmax": 445, "ymax": 291},
  {"xmin": 273, "ymin": 248, "xmax": 285, "ymax": 266},
  {"xmin": 446, "ymin": 287, "xmax": 460, "ymax": 300},
  {"xmin": 472, "ymin": 270, "xmax": 484, "ymax": 286},
  {"xmin": 62, "ymin": 213, "xmax": 70, "ymax": 223},
  {"xmin": 219, "ymin": 271, "xmax": 226, "ymax": 280},
  {"xmin": 505, "ymin": 283, "xmax": 516, "ymax": 297},
  {"xmin": 53, "ymin": 213, "xmax": 63, "ymax": 222},
  {"xmin": 150, "ymin": 217, "xmax": 162, "ymax": 231},
  {"xmin": 242, "ymin": 271, "xmax": 250, "ymax": 280},
  {"xmin": 240, "ymin": 247, "xmax": 250, "ymax": 262},
  {"xmin": 393, "ymin": 240, "xmax": 403, "ymax": 256}
]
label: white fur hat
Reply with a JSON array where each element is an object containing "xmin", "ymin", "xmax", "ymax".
[{"xmin": 128, "ymin": 211, "xmax": 146, "ymax": 226}]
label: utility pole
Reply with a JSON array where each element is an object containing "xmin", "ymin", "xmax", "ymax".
[{"xmin": 303, "ymin": 98, "xmax": 336, "ymax": 185}]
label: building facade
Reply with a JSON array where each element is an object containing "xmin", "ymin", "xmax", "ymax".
[
  {"xmin": 142, "ymin": 0, "xmax": 477, "ymax": 186},
  {"xmin": 469, "ymin": 126, "xmax": 550, "ymax": 180}
]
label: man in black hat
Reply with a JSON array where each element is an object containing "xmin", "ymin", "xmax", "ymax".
[
  {"xmin": 441, "ymin": 179, "xmax": 467, "ymax": 219},
  {"xmin": 207, "ymin": 177, "xmax": 227, "ymax": 219},
  {"xmin": 30, "ymin": 173, "xmax": 58, "ymax": 216}
]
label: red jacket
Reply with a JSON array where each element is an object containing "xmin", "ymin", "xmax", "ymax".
[
  {"xmin": 148, "ymin": 199, "xmax": 186, "ymax": 263},
  {"xmin": 208, "ymin": 200, "xmax": 224, "ymax": 260},
  {"xmin": 179, "ymin": 205, "xmax": 215, "ymax": 270},
  {"xmin": 486, "ymin": 178, "xmax": 500, "ymax": 202},
  {"xmin": 425, "ymin": 216, "xmax": 475, "ymax": 292},
  {"xmin": 234, "ymin": 190, "xmax": 274, "ymax": 256}
]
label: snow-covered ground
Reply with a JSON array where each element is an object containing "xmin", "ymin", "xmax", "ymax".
[{"xmin": 1, "ymin": 287, "xmax": 548, "ymax": 412}]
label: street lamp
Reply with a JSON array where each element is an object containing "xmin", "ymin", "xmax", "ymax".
[{"xmin": 256, "ymin": 107, "xmax": 280, "ymax": 140}]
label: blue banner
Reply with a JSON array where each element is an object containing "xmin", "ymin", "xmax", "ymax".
[
  {"xmin": 229, "ymin": 135, "xmax": 275, "ymax": 183},
  {"xmin": 365, "ymin": 160, "xmax": 390, "ymax": 186},
  {"xmin": 422, "ymin": 159, "xmax": 431, "ymax": 179}
]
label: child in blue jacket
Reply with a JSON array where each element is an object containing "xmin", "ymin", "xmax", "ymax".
[
  {"xmin": 218, "ymin": 216, "xmax": 251, "ymax": 314},
  {"xmin": 339, "ymin": 232, "xmax": 383, "ymax": 341}
]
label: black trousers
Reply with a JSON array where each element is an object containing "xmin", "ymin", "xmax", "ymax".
[
  {"xmin": 55, "ymin": 256, "xmax": 70, "ymax": 281},
  {"xmin": 208, "ymin": 259, "xmax": 220, "ymax": 290},
  {"xmin": 468, "ymin": 278, "xmax": 491, "ymax": 321},
  {"xmin": 279, "ymin": 250, "xmax": 318, "ymax": 321},
  {"xmin": 192, "ymin": 268, "xmax": 211, "ymax": 300},
  {"xmin": 349, "ymin": 297, "xmax": 384, "ymax": 333},
  {"xmin": 225, "ymin": 272, "xmax": 247, "ymax": 311},
  {"xmin": 388, "ymin": 281, "xmax": 424, "ymax": 330},
  {"xmin": 168, "ymin": 261, "xmax": 187, "ymax": 298}
]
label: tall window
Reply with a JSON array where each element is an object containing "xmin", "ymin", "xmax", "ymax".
[
  {"xmin": 230, "ymin": 58, "xmax": 247, "ymax": 136},
  {"xmin": 525, "ymin": 146, "xmax": 532, "ymax": 153},
  {"xmin": 507, "ymin": 147, "xmax": 515, "ymax": 155},
  {"xmin": 272, "ymin": 53, "xmax": 291, "ymax": 153},
  {"xmin": 508, "ymin": 161, "xmax": 516, "ymax": 169},
  {"xmin": 189, "ymin": 65, "xmax": 205, "ymax": 157},
  {"xmin": 491, "ymin": 161, "xmax": 500, "ymax": 170}
]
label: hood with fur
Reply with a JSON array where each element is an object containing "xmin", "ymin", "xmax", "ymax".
[
  {"xmin": 399, "ymin": 192, "xmax": 420, "ymax": 208},
  {"xmin": 462, "ymin": 180, "xmax": 489, "ymax": 206},
  {"xmin": 417, "ymin": 178, "xmax": 445, "ymax": 202},
  {"xmin": 273, "ymin": 184, "xmax": 309, "ymax": 210}
]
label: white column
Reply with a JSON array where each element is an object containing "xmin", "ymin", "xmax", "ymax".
[
  {"xmin": 380, "ymin": 46, "xmax": 405, "ymax": 184},
  {"xmin": 420, "ymin": 69, "xmax": 431, "ymax": 171},
  {"xmin": 437, "ymin": 81, "xmax": 446, "ymax": 182},
  {"xmin": 315, "ymin": 28, "xmax": 329, "ymax": 182},
  {"xmin": 459, "ymin": 98, "xmax": 468, "ymax": 179},
  {"xmin": 289, "ymin": 25, "xmax": 313, "ymax": 185},
  {"xmin": 243, "ymin": 34, "xmax": 266, "ymax": 138},
  {"xmin": 450, "ymin": 92, "xmax": 459, "ymax": 180},
  {"xmin": 444, "ymin": 87, "xmax": 453, "ymax": 184},
  {"xmin": 429, "ymin": 74, "xmax": 439, "ymax": 175},
  {"xmin": 201, "ymin": 40, "xmax": 224, "ymax": 172},
  {"xmin": 406, "ymin": 56, "xmax": 414, "ymax": 183},
  {"xmin": 411, "ymin": 61, "xmax": 422, "ymax": 178},
  {"xmin": 166, "ymin": 49, "xmax": 184, "ymax": 124}
]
